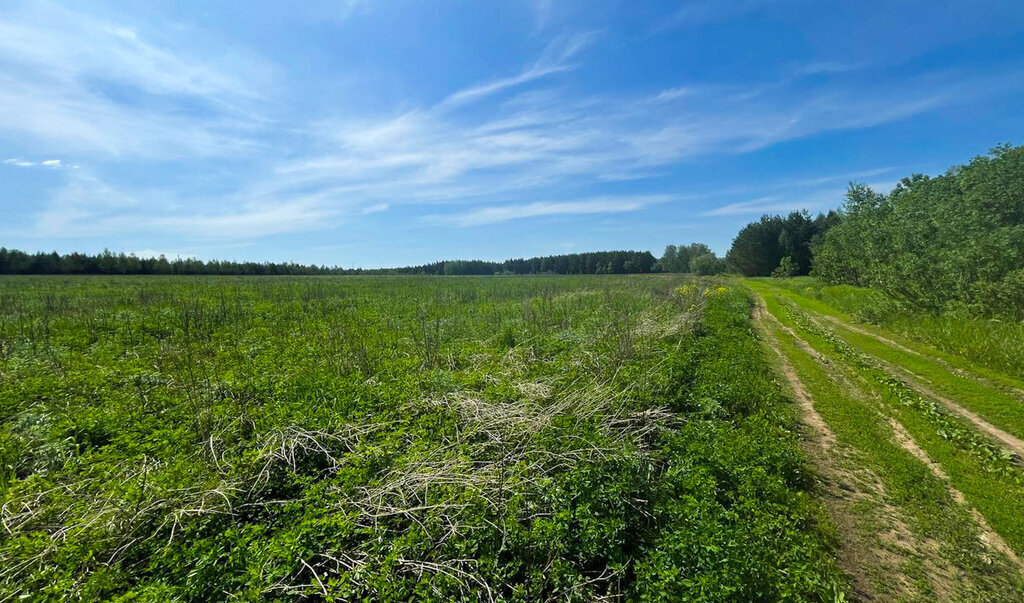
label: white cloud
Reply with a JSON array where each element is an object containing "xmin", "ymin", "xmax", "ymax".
[
  {"xmin": 650, "ymin": 87, "xmax": 691, "ymax": 103},
  {"xmin": 700, "ymin": 196, "xmax": 797, "ymax": 217},
  {"xmin": 7, "ymin": 5, "xmax": 1019, "ymax": 245},
  {"xmin": 266, "ymin": 66, "xmax": 994, "ymax": 222},
  {"xmin": 19, "ymin": 54, "xmax": 1013, "ymax": 242},
  {"xmin": 0, "ymin": 3, "xmax": 264, "ymax": 99},
  {"xmin": 697, "ymin": 168, "xmax": 905, "ymax": 219},
  {"xmin": 0, "ymin": 2, "xmax": 269, "ymax": 158},
  {"xmin": 19, "ymin": 170, "xmax": 337, "ymax": 241},
  {"xmin": 786, "ymin": 167, "xmax": 897, "ymax": 186},
  {"xmin": 862, "ymin": 180, "xmax": 899, "ymax": 194},
  {"xmin": 441, "ymin": 65, "xmax": 570, "ymax": 108},
  {"xmin": 146, "ymin": 202, "xmax": 338, "ymax": 239},
  {"xmin": 440, "ymin": 32, "xmax": 596, "ymax": 107},
  {"xmin": 32, "ymin": 197, "xmax": 337, "ymax": 240},
  {"xmin": 0, "ymin": 75, "xmax": 257, "ymax": 157},
  {"xmin": 789, "ymin": 61, "xmax": 864, "ymax": 77},
  {"xmin": 700, "ymin": 189, "xmax": 843, "ymax": 217},
  {"xmin": 427, "ymin": 195, "xmax": 670, "ymax": 227},
  {"xmin": 129, "ymin": 249, "xmax": 181, "ymax": 260},
  {"xmin": 338, "ymin": 0, "xmax": 369, "ymax": 21},
  {"xmin": 4, "ymin": 157, "xmax": 74, "ymax": 169}
]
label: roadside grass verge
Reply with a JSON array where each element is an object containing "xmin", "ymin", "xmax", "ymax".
[
  {"xmin": 747, "ymin": 278, "xmax": 1024, "ymax": 447},
  {"xmin": 823, "ymin": 319, "xmax": 1024, "ymax": 443},
  {"xmin": 752, "ymin": 277, "xmax": 1024, "ymax": 382},
  {"xmin": 754, "ymin": 292, "xmax": 1024, "ymax": 598},
  {"xmin": 754, "ymin": 287, "xmax": 1024, "ymax": 557}
]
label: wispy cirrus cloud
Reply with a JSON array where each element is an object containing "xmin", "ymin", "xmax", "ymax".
[
  {"xmin": 4, "ymin": 157, "xmax": 76, "ymax": 168},
  {"xmin": 23, "ymin": 170, "xmax": 340, "ymax": 241},
  {"xmin": 440, "ymin": 32, "xmax": 596, "ymax": 108},
  {"xmin": 426, "ymin": 195, "xmax": 672, "ymax": 226},
  {"xmin": 700, "ymin": 195, "xmax": 815, "ymax": 217},
  {"xmin": 0, "ymin": 1, "xmax": 269, "ymax": 158},
  {"xmin": 16, "ymin": 47, "xmax": 1014, "ymax": 241},
  {"xmin": 258, "ymin": 65, "xmax": 1001, "ymax": 226},
  {"xmin": 6, "ymin": 1, "xmax": 1020, "ymax": 250},
  {"xmin": 699, "ymin": 168, "xmax": 903, "ymax": 217},
  {"xmin": 789, "ymin": 61, "xmax": 865, "ymax": 77}
]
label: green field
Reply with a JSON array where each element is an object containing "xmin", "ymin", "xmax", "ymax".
[
  {"xmin": 1, "ymin": 275, "xmax": 846, "ymax": 601},
  {"xmin": 1, "ymin": 3, "xmax": 1020, "ymax": 600}
]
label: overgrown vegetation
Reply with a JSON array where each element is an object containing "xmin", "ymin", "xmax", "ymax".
[
  {"xmin": 0, "ymin": 275, "xmax": 843, "ymax": 600},
  {"xmin": 751, "ymin": 284, "xmax": 1024, "ymax": 599},
  {"xmin": 6, "ymin": 140, "xmax": 1023, "ymax": 600},
  {"xmin": 812, "ymin": 144, "xmax": 1024, "ymax": 319},
  {"xmin": 759, "ymin": 277, "xmax": 1024, "ymax": 382}
]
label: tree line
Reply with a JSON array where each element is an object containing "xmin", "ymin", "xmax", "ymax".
[
  {"xmin": 725, "ymin": 211, "xmax": 840, "ymax": 278},
  {"xmin": 0, "ymin": 248, "xmax": 659, "ymax": 276},
  {"xmin": 7, "ymin": 143, "xmax": 1018, "ymax": 317},
  {"xmin": 0, "ymin": 249, "xmax": 347, "ymax": 276},
  {"xmin": 724, "ymin": 143, "xmax": 1024, "ymax": 319},
  {"xmin": 381, "ymin": 251, "xmax": 658, "ymax": 275}
]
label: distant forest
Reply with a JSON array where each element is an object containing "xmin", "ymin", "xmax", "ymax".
[
  {"xmin": 0, "ymin": 248, "xmax": 658, "ymax": 276},
  {"xmin": 386, "ymin": 251, "xmax": 657, "ymax": 275}
]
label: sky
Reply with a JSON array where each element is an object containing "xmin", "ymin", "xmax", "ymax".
[{"xmin": 1, "ymin": 0, "xmax": 1023, "ymax": 268}]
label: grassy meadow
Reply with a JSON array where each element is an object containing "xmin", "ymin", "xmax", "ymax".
[{"xmin": 0, "ymin": 275, "xmax": 844, "ymax": 601}]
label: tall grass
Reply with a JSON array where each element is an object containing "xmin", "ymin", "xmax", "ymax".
[
  {"xmin": 0, "ymin": 275, "xmax": 842, "ymax": 600},
  {"xmin": 762, "ymin": 277, "xmax": 1024, "ymax": 380}
]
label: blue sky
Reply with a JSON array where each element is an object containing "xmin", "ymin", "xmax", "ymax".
[{"xmin": 2, "ymin": 0, "xmax": 1023, "ymax": 267}]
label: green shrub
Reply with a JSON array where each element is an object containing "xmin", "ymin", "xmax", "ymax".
[{"xmin": 812, "ymin": 144, "xmax": 1024, "ymax": 319}]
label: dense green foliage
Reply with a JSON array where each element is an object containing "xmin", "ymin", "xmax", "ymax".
[
  {"xmin": 655, "ymin": 244, "xmax": 726, "ymax": 275},
  {"xmin": 0, "ymin": 249, "xmax": 657, "ymax": 277},
  {"xmin": 655, "ymin": 243, "xmax": 708, "ymax": 272},
  {"xmin": 688, "ymin": 253, "xmax": 727, "ymax": 276},
  {"xmin": 726, "ymin": 212, "xmax": 839, "ymax": 277},
  {"xmin": 812, "ymin": 144, "xmax": 1024, "ymax": 318},
  {"xmin": 0, "ymin": 276, "xmax": 842, "ymax": 601}
]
